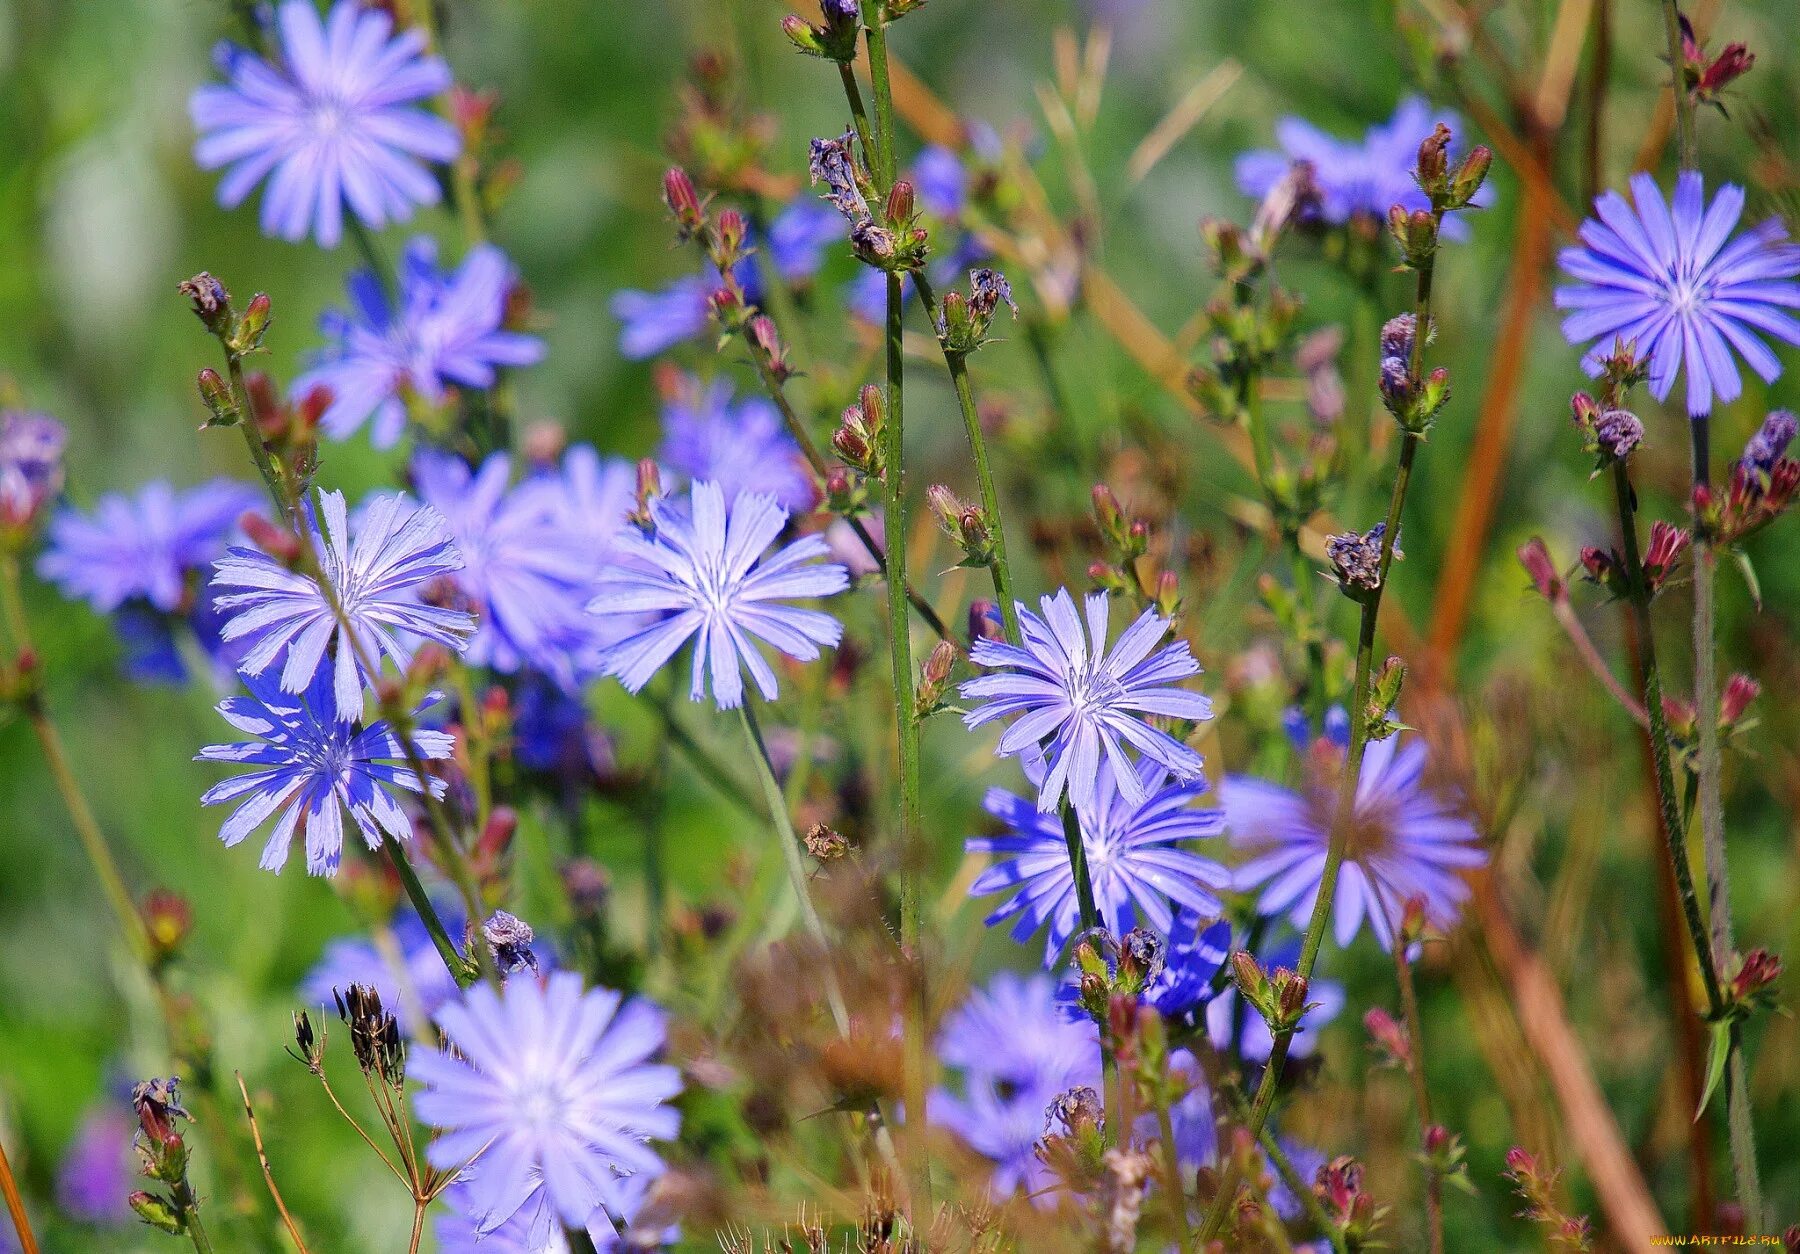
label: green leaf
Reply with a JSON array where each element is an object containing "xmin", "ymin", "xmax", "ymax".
[{"xmin": 1695, "ymin": 1020, "xmax": 1732, "ymax": 1121}]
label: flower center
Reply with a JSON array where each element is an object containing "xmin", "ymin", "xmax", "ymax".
[{"xmin": 514, "ymin": 1073, "xmax": 569, "ymax": 1134}]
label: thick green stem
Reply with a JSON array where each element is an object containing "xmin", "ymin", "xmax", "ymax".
[
  {"xmin": 837, "ymin": 61, "xmax": 877, "ymax": 179},
  {"xmin": 1661, "ymin": 0, "xmax": 1696, "ymax": 170},
  {"xmin": 1059, "ymin": 803, "xmax": 1099, "ymax": 934},
  {"xmin": 175, "ymin": 1182, "xmax": 217, "ymax": 1254},
  {"xmin": 859, "ymin": 1, "xmax": 897, "ymax": 187},
  {"xmin": 1200, "ymin": 234, "xmax": 1438, "ymax": 1245}
]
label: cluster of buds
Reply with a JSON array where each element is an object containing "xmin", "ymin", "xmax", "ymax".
[
  {"xmin": 1699, "ymin": 410, "xmax": 1800, "ymax": 547},
  {"xmin": 831, "ymin": 385, "xmax": 887, "ymax": 500},
  {"xmin": 1376, "ymin": 313, "xmax": 1450, "ymax": 432},
  {"xmin": 0, "ymin": 409, "xmax": 65, "ymax": 543},
  {"xmin": 1325, "ymin": 521, "xmax": 1397, "ymax": 600},
  {"xmin": 936, "ymin": 267, "xmax": 1018, "ymax": 355},
  {"xmin": 1721, "ymin": 947, "xmax": 1782, "ymax": 1022},
  {"xmin": 180, "ymin": 271, "xmax": 272, "ymax": 361},
  {"xmin": 1412, "ymin": 124, "xmax": 1492, "ymax": 219},
  {"xmin": 1070, "ymin": 926, "xmax": 1166, "ymax": 1025},
  {"xmin": 1661, "ymin": 672, "xmax": 1760, "ymax": 768},
  {"xmin": 913, "ymin": 639, "xmax": 958, "ymax": 719},
  {"xmin": 807, "ymin": 131, "xmax": 928, "ymax": 272},
  {"xmin": 1314, "ymin": 1156, "xmax": 1388, "ymax": 1248},
  {"xmin": 1362, "ymin": 654, "xmax": 1407, "ymax": 743},
  {"xmin": 1677, "ymin": 15, "xmax": 1755, "ymax": 113},
  {"xmin": 335, "ymin": 982, "xmax": 407, "ymax": 1086},
  {"xmin": 1229, "ymin": 949, "xmax": 1312, "ymax": 1039},
  {"xmin": 1420, "ymin": 1124, "xmax": 1478, "ymax": 1200},
  {"xmin": 927, "ymin": 484, "xmax": 996, "ymax": 569},
  {"xmin": 128, "ymin": 1078, "xmax": 206, "ymax": 1238},
  {"xmin": 1503, "ymin": 1147, "xmax": 1594, "ymax": 1252},
  {"xmin": 1570, "ymin": 391, "xmax": 1644, "ymax": 472},
  {"xmin": 1187, "ymin": 221, "xmax": 1303, "ymax": 424},
  {"xmin": 1087, "ymin": 485, "xmax": 1182, "ymax": 620},
  {"xmin": 1035, "ymin": 1084, "xmax": 1107, "ymax": 1195},
  {"xmin": 1579, "ymin": 520, "xmax": 1689, "ymax": 601},
  {"xmin": 781, "ymin": 0, "xmax": 861, "ymax": 62}
]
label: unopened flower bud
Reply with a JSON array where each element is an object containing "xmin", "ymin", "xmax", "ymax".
[
  {"xmin": 242, "ymin": 513, "xmax": 303, "ymax": 566},
  {"xmin": 196, "ymin": 368, "xmax": 236, "ymax": 427},
  {"xmin": 232, "ymin": 291, "xmax": 273, "ymax": 353},
  {"xmin": 662, "ymin": 167, "xmax": 704, "ymax": 237},
  {"xmin": 1721, "ymin": 674, "xmax": 1761, "ymax": 727},
  {"xmin": 883, "ymin": 179, "xmax": 915, "ymax": 226},
  {"xmin": 130, "ymin": 1190, "xmax": 185, "ymax": 1235},
  {"xmin": 1517, "ymin": 537, "xmax": 1564, "ymax": 601},
  {"xmin": 1365, "ymin": 1006, "xmax": 1411, "ymax": 1067}
]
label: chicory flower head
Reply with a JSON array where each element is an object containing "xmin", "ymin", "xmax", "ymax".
[
  {"xmin": 211, "ymin": 489, "xmax": 475, "ymax": 722},
  {"xmin": 1556, "ymin": 171, "xmax": 1800, "ymax": 416},
  {"xmin": 296, "ymin": 238, "xmax": 544, "ymax": 449},
  {"xmin": 657, "ymin": 375, "xmax": 816, "ymax": 512},
  {"xmin": 588, "ymin": 481, "xmax": 847, "ymax": 709},
  {"xmin": 196, "ymin": 669, "xmax": 453, "ymax": 876},
  {"xmin": 968, "ymin": 759, "xmax": 1229, "ymax": 967},
  {"xmin": 959, "ymin": 589, "xmax": 1212, "ymax": 814},
  {"xmin": 1226, "ymin": 734, "xmax": 1486, "ymax": 951},
  {"xmin": 412, "ymin": 972, "xmax": 682, "ymax": 1237},
  {"xmin": 190, "ymin": 0, "xmax": 459, "ymax": 247}
]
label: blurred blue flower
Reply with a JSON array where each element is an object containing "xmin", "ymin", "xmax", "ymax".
[
  {"xmin": 514, "ymin": 673, "xmax": 610, "ymax": 779},
  {"xmin": 0, "ymin": 409, "xmax": 65, "ymax": 533},
  {"xmin": 1144, "ymin": 910, "xmax": 1233, "ymax": 1017},
  {"xmin": 968, "ymin": 759, "xmax": 1228, "ymax": 967},
  {"xmin": 1227, "ymin": 734, "xmax": 1486, "ymax": 951},
  {"xmin": 197, "ymin": 669, "xmax": 453, "ymax": 876},
  {"xmin": 913, "ymin": 144, "xmax": 968, "ymax": 219},
  {"xmin": 212, "ymin": 489, "xmax": 475, "ymax": 722},
  {"xmin": 190, "ymin": 0, "xmax": 459, "ymax": 248},
  {"xmin": 658, "ymin": 375, "xmax": 815, "ymax": 512},
  {"xmin": 1236, "ymin": 96, "xmax": 1485, "ymax": 241},
  {"xmin": 589, "ymin": 481, "xmax": 847, "ymax": 709},
  {"xmin": 611, "ymin": 275, "xmax": 712, "ymax": 361},
  {"xmin": 296, "ymin": 238, "xmax": 544, "ymax": 448},
  {"xmin": 1556, "ymin": 171, "xmax": 1800, "ymax": 417},
  {"xmin": 302, "ymin": 909, "xmax": 463, "ymax": 1027},
  {"xmin": 765, "ymin": 200, "xmax": 843, "ymax": 283},
  {"xmin": 412, "ymin": 972, "xmax": 682, "ymax": 1236},
  {"xmin": 412, "ymin": 451, "xmax": 601, "ymax": 685},
  {"xmin": 959, "ymin": 589, "xmax": 1212, "ymax": 815},
  {"xmin": 39, "ymin": 480, "xmax": 259, "ymax": 614},
  {"xmin": 930, "ymin": 971, "xmax": 1099, "ymax": 1205},
  {"xmin": 56, "ymin": 1106, "xmax": 133, "ymax": 1226}
]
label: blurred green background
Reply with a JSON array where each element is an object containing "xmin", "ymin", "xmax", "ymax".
[{"xmin": 3, "ymin": 0, "xmax": 1799, "ymax": 1247}]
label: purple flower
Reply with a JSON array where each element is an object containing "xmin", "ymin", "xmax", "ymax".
[
  {"xmin": 766, "ymin": 200, "xmax": 844, "ymax": 283},
  {"xmin": 588, "ymin": 481, "xmax": 847, "ymax": 709},
  {"xmin": 411, "ymin": 451, "xmax": 600, "ymax": 684},
  {"xmin": 930, "ymin": 971, "xmax": 1099, "ymax": 1204},
  {"xmin": 1742, "ymin": 409, "xmax": 1798, "ymax": 476},
  {"xmin": 57, "ymin": 1107, "xmax": 133, "ymax": 1226},
  {"xmin": 0, "ymin": 410, "xmax": 65, "ymax": 532},
  {"xmin": 212, "ymin": 489, "xmax": 476, "ymax": 722},
  {"xmin": 1226, "ymin": 735, "xmax": 1486, "ymax": 951},
  {"xmin": 611, "ymin": 276, "xmax": 712, "ymax": 360},
  {"xmin": 968, "ymin": 760, "xmax": 1229, "ymax": 966},
  {"xmin": 913, "ymin": 144, "xmax": 969, "ymax": 219},
  {"xmin": 189, "ymin": 0, "xmax": 459, "ymax": 248},
  {"xmin": 435, "ymin": 1170, "xmax": 673, "ymax": 1253},
  {"xmin": 38, "ymin": 480, "xmax": 260, "ymax": 614},
  {"xmin": 959, "ymin": 589, "xmax": 1213, "ymax": 815},
  {"xmin": 658, "ymin": 376, "xmax": 816, "ymax": 512},
  {"xmin": 196, "ymin": 669, "xmax": 453, "ymax": 875},
  {"xmin": 1236, "ymin": 97, "xmax": 1484, "ymax": 240},
  {"xmin": 412, "ymin": 972, "xmax": 682, "ymax": 1236},
  {"xmin": 1556, "ymin": 171, "xmax": 1800, "ymax": 416},
  {"xmin": 1144, "ymin": 910, "xmax": 1233, "ymax": 1017},
  {"xmin": 295, "ymin": 239, "xmax": 544, "ymax": 448}
]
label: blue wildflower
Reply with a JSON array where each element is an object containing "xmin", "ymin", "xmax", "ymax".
[
  {"xmin": 212, "ymin": 489, "xmax": 475, "ymax": 722},
  {"xmin": 968, "ymin": 759, "xmax": 1229, "ymax": 967},
  {"xmin": 38, "ymin": 480, "xmax": 259, "ymax": 614},
  {"xmin": 588, "ymin": 481, "xmax": 847, "ymax": 709},
  {"xmin": 913, "ymin": 144, "xmax": 968, "ymax": 219},
  {"xmin": 657, "ymin": 376, "xmax": 816, "ymax": 512},
  {"xmin": 190, "ymin": 0, "xmax": 459, "ymax": 248},
  {"xmin": 196, "ymin": 670, "xmax": 453, "ymax": 876},
  {"xmin": 1235, "ymin": 96, "xmax": 1485, "ymax": 240},
  {"xmin": 1556, "ymin": 171, "xmax": 1800, "ymax": 416},
  {"xmin": 435, "ymin": 1170, "xmax": 673, "ymax": 1253},
  {"xmin": 412, "ymin": 972, "xmax": 682, "ymax": 1236},
  {"xmin": 610, "ymin": 275, "xmax": 712, "ymax": 360},
  {"xmin": 295, "ymin": 238, "xmax": 544, "ymax": 449},
  {"xmin": 57, "ymin": 1106, "xmax": 133, "ymax": 1226},
  {"xmin": 0, "ymin": 410, "xmax": 65, "ymax": 533},
  {"xmin": 765, "ymin": 200, "xmax": 844, "ymax": 283},
  {"xmin": 959, "ymin": 589, "xmax": 1213, "ymax": 815},
  {"xmin": 930, "ymin": 971, "xmax": 1099, "ymax": 1205},
  {"xmin": 1144, "ymin": 910, "xmax": 1233, "ymax": 1017},
  {"xmin": 1742, "ymin": 409, "xmax": 1798, "ymax": 477},
  {"xmin": 1226, "ymin": 734, "xmax": 1486, "ymax": 951},
  {"xmin": 411, "ymin": 451, "xmax": 600, "ymax": 684}
]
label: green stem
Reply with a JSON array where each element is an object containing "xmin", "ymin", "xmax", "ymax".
[
  {"xmin": 1059, "ymin": 803, "xmax": 1099, "ymax": 934},
  {"xmin": 1257, "ymin": 1123, "xmax": 1346, "ymax": 1254},
  {"xmin": 176, "ymin": 1184, "xmax": 217, "ymax": 1254},
  {"xmin": 346, "ymin": 217, "xmax": 398, "ymax": 306},
  {"xmin": 837, "ymin": 61, "xmax": 878, "ymax": 184},
  {"xmin": 1154, "ymin": 1099, "xmax": 1194, "ymax": 1254},
  {"xmin": 859, "ymin": 1, "xmax": 897, "ymax": 187},
  {"xmin": 1661, "ymin": 0, "xmax": 1696, "ymax": 170},
  {"xmin": 1200, "ymin": 230, "xmax": 1439, "ymax": 1246},
  {"xmin": 651, "ymin": 699, "xmax": 759, "ymax": 817}
]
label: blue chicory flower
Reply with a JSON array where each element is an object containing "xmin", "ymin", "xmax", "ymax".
[
  {"xmin": 196, "ymin": 669, "xmax": 454, "ymax": 876},
  {"xmin": 295, "ymin": 238, "xmax": 545, "ymax": 448},
  {"xmin": 190, "ymin": 0, "xmax": 459, "ymax": 248},
  {"xmin": 38, "ymin": 480, "xmax": 260, "ymax": 614},
  {"xmin": 967, "ymin": 759, "xmax": 1229, "ymax": 967},
  {"xmin": 657, "ymin": 375, "xmax": 816, "ymax": 512},
  {"xmin": 959, "ymin": 589, "xmax": 1213, "ymax": 815},
  {"xmin": 588, "ymin": 481, "xmax": 847, "ymax": 709},
  {"xmin": 1556, "ymin": 171, "xmax": 1800, "ymax": 416},
  {"xmin": 211, "ymin": 489, "xmax": 476, "ymax": 722},
  {"xmin": 1226, "ymin": 734, "xmax": 1486, "ymax": 951},
  {"xmin": 411, "ymin": 972, "xmax": 682, "ymax": 1236}
]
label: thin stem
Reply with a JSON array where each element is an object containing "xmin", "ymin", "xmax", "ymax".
[
  {"xmin": 1257, "ymin": 1123, "xmax": 1346, "ymax": 1254},
  {"xmin": 235, "ymin": 1074, "xmax": 313, "ymax": 1254},
  {"xmin": 1059, "ymin": 803, "xmax": 1099, "ymax": 933},
  {"xmin": 175, "ymin": 1182, "xmax": 217, "ymax": 1254},
  {"xmin": 0, "ymin": 1139, "xmax": 39, "ymax": 1254},
  {"xmin": 1201, "ymin": 225, "xmax": 1439, "ymax": 1245},
  {"xmin": 408, "ymin": 1203, "xmax": 427, "ymax": 1254},
  {"xmin": 837, "ymin": 62, "xmax": 877, "ymax": 186},
  {"xmin": 1661, "ymin": 0, "xmax": 1696, "ymax": 171},
  {"xmin": 651, "ymin": 699, "xmax": 759, "ymax": 817},
  {"xmin": 859, "ymin": 1, "xmax": 897, "ymax": 187},
  {"xmin": 346, "ymin": 217, "xmax": 398, "ymax": 306},
  {"xmin": 1153, "ymin": 1100, "xmax": 1194, "ymax": 1254},
  {"xmin": 1376, "ymin": 884, "xmax": 1443, "ymax": 1254}
]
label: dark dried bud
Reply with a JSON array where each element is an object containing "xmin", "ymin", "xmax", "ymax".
[
  {"xmin": 809, "ymin": 130, "xmax": 870, "ymax": 224},
  {"xmin": 334, "ymin": 983, "xmax": 406, "ymax": 1085},
  {"xmin": 803, "ymin": 822, "xmax": 848, "ymax": 860},
  {"xmin": 179, "ymin": 272, "xmax": 231, "ymax": 333},
  {"xmin": 1119, "ymin": 926, "xmax": 1165, "ymax": 990},
  {"xmin": 1325, "ymin": 522, "xmax": 1395, "ymax": 598},
  {"xmin": 1045, "ymin": 1084, "xmax": 1105, "ymax": 1141},
  {"xmin": 1379, "ymin": 313, "xmax": 1417, "ymax": 362},
  {"xmin": 482, "ymin": 910, "xmax": 539, "ymax": 976}
]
